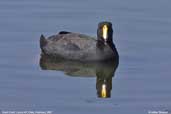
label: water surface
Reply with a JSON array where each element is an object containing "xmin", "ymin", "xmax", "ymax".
[{"xmin": 0, "ymin": 0, "xmax": 171, "ymax": 114}]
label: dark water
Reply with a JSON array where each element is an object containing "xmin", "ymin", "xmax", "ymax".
[{"xmin": 0, "ymin": 0, "xmax": 171, "ymax": 114}]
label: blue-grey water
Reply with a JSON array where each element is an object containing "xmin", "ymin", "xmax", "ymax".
[{"xmin": 0, "ymin": 0, "xmax": 171, "ymax": 114}]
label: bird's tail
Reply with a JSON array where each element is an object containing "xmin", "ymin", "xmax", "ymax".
[{"xmin": 40, "ymin": 34, "xmax": 47, "ymax": 52}]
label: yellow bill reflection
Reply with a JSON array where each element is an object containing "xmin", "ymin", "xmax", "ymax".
[{"xmin": 101, "ymin": 84, "xmax": 107, "ymax": 98}]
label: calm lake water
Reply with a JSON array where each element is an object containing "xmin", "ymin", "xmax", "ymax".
[{"xmin": 0, "ymin": 0, "xmax": 171, "ymax": 114}]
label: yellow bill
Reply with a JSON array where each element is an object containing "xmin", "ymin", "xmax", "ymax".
[{"xmin": 102, "ymin": 25, "xmax": 108, "ymax": 40}]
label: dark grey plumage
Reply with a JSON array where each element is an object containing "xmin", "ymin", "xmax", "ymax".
[{"xmin": 40, "ymin": 22, "xmax": 118, "ymax": 61}]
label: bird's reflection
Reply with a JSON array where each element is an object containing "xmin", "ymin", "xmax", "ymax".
[{"xmin": 39, "ymin": 55, "xmax": 119, "ymax": 98}]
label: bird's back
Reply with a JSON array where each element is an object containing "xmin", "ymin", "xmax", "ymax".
[
  {"xmin": 41, "ymin": 32, "xmax": 100, "ymax": 61},
  {"xmin": 49, "ymin": 32, "xmax": 96, "ymax": 50}
]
